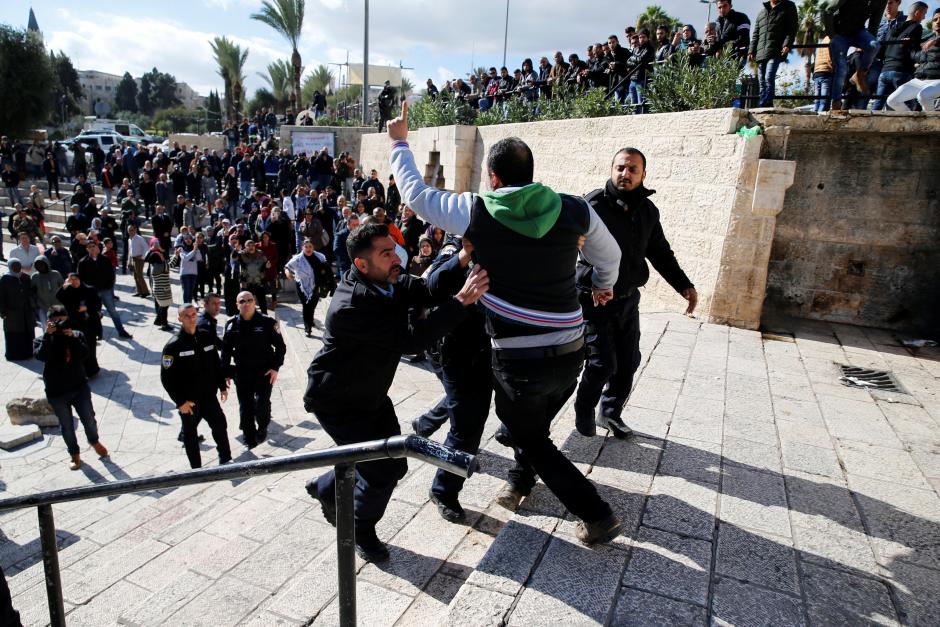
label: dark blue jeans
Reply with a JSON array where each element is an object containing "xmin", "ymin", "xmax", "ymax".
[
  {"xmin": 758, "ymin": 58, "xmax": 783, "ymax": 107},
  {"xmin": 48, "ymin": 384, "xmax": 99, "ymax": 455},
  {"xmin": 493, "ymin": 348, "xmax": 611, "ymax": 523},
  {"xmin": 181, "ymin": 274, "xmax": 198, "ymax": 304},
  {"xmin": 313, "ymin": 397, "xmax": 408, "ymax": 529},
  {"xmin": 575, "ymin": 291, "xmax": 642, "ymax": 422},
  {"xmin": 830, "ymin": 29, "xmax": 877, "ymax": 102},
  {"xmin": 430, "ymin": 345, "xmax": 493, "ymax": 500},
  {"xmin": 875, "ymin": 70, "xmax": 912, "ymax": 111},
  {"xmin": 97, "ymin": 288, "xmax": 127, "ymax": 335},
  {"xmin": 814, "ymin": 75, "xmax": 832, "ymax": 112}
]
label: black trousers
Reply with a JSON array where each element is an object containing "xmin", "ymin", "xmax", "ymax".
[
  {"xmin": 430, "ymin": 346, "xmax": 493, "ymax": 499},
  {"xmin": 575, "ymin": 292, "xmax": 641, "ymax": 421},
  {"xmin": 234, "ymin": 371, "xmax": 272, "ymax": 446},
  {"xmin": 0, "ymin": 565, "xmax": 21, "ymax": 627},
  {"xmin": 296, "ymin": 285, "xmax": 319, "ymax": 331},
  {"xmin": 247, "ymin": 283, "xmax": 267, "ymax": 314},
  {"xmin": 223, "ymin": 276, "xmax": 240, "ymax": 316},
  {"xmin": 493, "ymin": 349, "xmax": 611, "ymax": 523},
  {"xmin": 181, "ymin": 395, "xmax": 231, "ymax": 468},
  {"xmin": 313, "ymin": 397, "xmax": 408, "ymax": 530}
]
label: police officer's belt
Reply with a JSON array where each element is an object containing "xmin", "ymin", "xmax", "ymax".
[{"xmin": 493, "ymin": 337, "xmax": 585, "ymax": 360}]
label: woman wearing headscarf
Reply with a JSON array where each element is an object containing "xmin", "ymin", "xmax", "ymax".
[
  {"xmin": 146, "ymin": 238, "xmax": 173, "ymax": 331},
  {"xmin": 0, "ymin": 260, "xmax": 36, "ymax": 361},
  {"xmin": 284, "ymin": 238, "xmax": 328, "ymax": 336},
  {"xmin": 258, "ymin": 231, "xmax": 279, "ymax": 309},
  {"xmin": 408, "ymin": 235, "xmax": 438, "ymax": 278}
]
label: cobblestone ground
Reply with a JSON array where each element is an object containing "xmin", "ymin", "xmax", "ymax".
[{"xmin": 1, "ymin": 257, "xmax": 939, "ymax": 626}]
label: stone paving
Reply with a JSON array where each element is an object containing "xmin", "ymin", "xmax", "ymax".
[{"xmin": 1, "ymin": 246, "xmax": 939, "ymax": 625}]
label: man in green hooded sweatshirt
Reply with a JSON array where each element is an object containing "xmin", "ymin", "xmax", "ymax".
[{"xmin": 388, "ymin": 101, "xmax": 624, "ymax": 546}]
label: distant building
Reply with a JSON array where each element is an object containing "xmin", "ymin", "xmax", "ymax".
[
  {"xmin": 27, "ymin": 8, "xmax": 41, "ymax": 39},
  {"xmin": 77, "ymin": 70, "xmax": 206, "ymax": 114}
]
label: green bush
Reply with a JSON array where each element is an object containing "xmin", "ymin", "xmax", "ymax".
[
  {"xmin": 409, "ymin": 90, "xmax": 477, "ymax": 129},
  {"xmin": 645, "ymin": 49, "xmax": 743, "ymax": 113}
]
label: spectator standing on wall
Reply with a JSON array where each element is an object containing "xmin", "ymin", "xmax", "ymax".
[
  {"xmin": 875, "ymin": 2, "xmax": 927, "ymax": 110},
  {"xmin": 706, "ymin": 0, "xmax": 752, "ymax": 63},
  {"xmin": 825, "ymin": 0, "xmax": 882, "ymax": 111},
  {"xmin": 749, "ymin": 0, "xmax": 799, "ymax": 107}
]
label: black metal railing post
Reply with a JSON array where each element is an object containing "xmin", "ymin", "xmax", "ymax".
[
  {"xmin": 38, "ymin": 504, "xmax": 66, "ymax": 627},
  {"xmin": 334, "ymin": 463, "xmax": 357, "ymax": 627}
]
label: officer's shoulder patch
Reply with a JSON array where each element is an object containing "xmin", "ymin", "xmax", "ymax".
[{"xmin": 162, "ymin": 355, "xmax": 173, "ymax": 369}]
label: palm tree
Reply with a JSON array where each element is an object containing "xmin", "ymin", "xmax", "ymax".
[
  {"xmin": 796, "ymin": 0, "xmax": 826, "ymax": 88},
  {"xmin": 400, "ymin": 77, "xmax": 415, "ymax": 97},
  {"xmin": 259, "ymin": 59, "xmax": 292, "ymax": 112},
  {"xmin": 300, "ymin": 65, "xmax": 333, "ymax": 109},
  {"xmin": 251, "ymin": 0, "xmax": 306, "ymax": 112},
  {"xmin": 210, "ymin": 37, "xmax": 249, "ymax": 122},
  {"xmin": 636, "ymin": 5, "xmax": 682, "ymax": 32}
]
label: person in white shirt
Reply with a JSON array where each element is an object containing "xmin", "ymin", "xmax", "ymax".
[
  {"xmin": 9, "ymin": 233, "xmax": 40, "ymax": 274},
  {"xmin": 126, "ymin": 224, "xmax": 150, "ymax": 297}
]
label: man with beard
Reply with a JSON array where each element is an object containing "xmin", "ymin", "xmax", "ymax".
[
  {"xmin": 302, "ymin": 223, "xmax": 489, "ymax": 562},
  {"xmin": 574, "ymin": 148, "xmax": 697, "ymax": 440}
]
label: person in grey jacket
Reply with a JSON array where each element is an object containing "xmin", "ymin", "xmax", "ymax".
[
  {"xmin": 749, "ymin": 0, "xmax": 799, "ymax": 107},
  {"xmin": 177, "ymin": 234, "xmax": 203, "ymax": 304},
  {"xmin": 30, "ymin": 256, "xmax": 62, "ymax": 328}
]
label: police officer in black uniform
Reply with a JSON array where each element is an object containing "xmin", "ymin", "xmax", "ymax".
[
  {"xmin": 421, "ymin": 238, "xmax": 493, "ymax": 522},
  {"xmin": 574, "ymin": 148, "xmax": 697, "ymax": 439},
  {"xmin": 198, "ymin": 292, "xmax": 223, "ymax": 342},
  {"xmin": 161, "ymin": 304, "xmax": 232, "ymax": 468},
  {"xmin": 221, "ymin": 290, "xmax": 286, "ymax": 448}
]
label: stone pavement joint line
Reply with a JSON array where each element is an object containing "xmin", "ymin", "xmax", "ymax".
[{"xmin": 1, "ymin": 258, "xmax": 938, "ymax": 625}]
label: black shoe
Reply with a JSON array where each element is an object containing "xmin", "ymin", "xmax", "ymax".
[
  {"xmin": 595, "ymin": 415, "xmax": 633, "ymax": 440},
  {"xmin": 160, "ymin": 324, "xmax": 174, "ymax": 332},
  {"xmin": 118, "ymin": 331, "xmax": 133, "ymax": 339},
  {"xmin": 305, "ymin": 478, "xmax": 336, "ymax": 527},
  {"xmin": 429, "ymin": 491, "xmax": 466, "ymax": 523},
  {"xmin": 355, "ymin": 527, "xmax": 390, "ymax": 562},
  {"xmin": 575, "ymin": 403, "xmax": 597, "ymax": 437},
  {"xmin": 219, "ymin": 454, "xmax": 232, "ymax": 465},
  {"xmin": 411, "ymin": 417, "xmax": 438, "ymax": 439},
  {"xmin": 304, "ymin": 327, "xmax": 312, "ymax": 337},
  {"xmin": 257, "ymin": 427, "xmax": 267, "ymax": 443},
  {"xmin": 408, "ymin": 352, "xmax": 426, "ymax": 363},
  {"xmin": 493, "ymin": 425, "xmax": 514, "ymax": 448}
]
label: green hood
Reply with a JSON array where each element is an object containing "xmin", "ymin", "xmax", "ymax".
[{"xmin": 480, "ymin": 183, "xmax": 561, "ymax": 239}]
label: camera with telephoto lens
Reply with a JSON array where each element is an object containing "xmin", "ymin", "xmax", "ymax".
[{"xmin": 53, "ymin": 319, "xmax": 71, "ymax": 331}]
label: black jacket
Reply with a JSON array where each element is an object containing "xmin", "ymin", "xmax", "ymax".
[
  {"xmin": 77, "ymin": 253, "xmax": 115, "ymax": 290},
  {"xmin": 221, "ymin": 312, "xmax": 286, "ymax": 376},
  {"xmin": 627, "ymin": 43, "xmax": 656, "ymax": 83},
  {"xmin": 579, "ymin": 181, "xmax": 693, "ymax": 299},
  {"xmin": 915, "ymin": 33, "xmax": 940, "ymax": 79},
  {"xmin": 826, "ymin": 0, "xmax": 884, "ymax": 37},
  {"xmin": 161, "ymin": 328, "xmax": 226, "ymax": 406},
  {"xmin": 303, "ymin": 265, "xmax": 468, "ymax": 415},
  {"xmin": 750, "ymin": 0, "xmax": 799, "ymax": 62},
  {"xmin": 881, "ymin": 21, "xmax": 923, "ymax": 74},
  {"xmin": 35, "ymin": 330, "xmax": 90, "ymax": 397},
  {"xmin": 708, "ymin": 9, "xmax": 752, "ymax": 59}
]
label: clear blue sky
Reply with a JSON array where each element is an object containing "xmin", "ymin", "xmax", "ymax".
[{"xmin": 3, "ymin": 0, "xmax": 783, "ymax": 98}]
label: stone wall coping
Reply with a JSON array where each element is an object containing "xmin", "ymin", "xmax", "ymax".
[{"xmin": 748, "ymin": 109, "xmax": 940, "ymax": 134}]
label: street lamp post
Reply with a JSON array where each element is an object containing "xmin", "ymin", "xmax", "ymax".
[
  {"xmin": 502, "ymin": 0, "xmax": 510, "ymax": 69},
  {"xmin": 699, "ymin": 0, "xmax": 716, "ymax": 23},
  {"xmin": 362, "ymin": 0, "xmax": 370, "ymax": 126}
]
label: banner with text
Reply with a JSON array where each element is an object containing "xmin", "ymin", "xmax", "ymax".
[{"xmin": 290, "ymin": 130, "xmax": 335, "ymax": 157}]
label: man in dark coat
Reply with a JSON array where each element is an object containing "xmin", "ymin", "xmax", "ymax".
[
  {"xmin": 749, "ymin": 0, "xmax": 799, "ymax": 106},
  {"xmin": 0, "ymin": 260, "xmax": 35, "ymax": 361},
  {"xmin": 575, "ymin": 148, "xmax": 696, "ymax": 439}
]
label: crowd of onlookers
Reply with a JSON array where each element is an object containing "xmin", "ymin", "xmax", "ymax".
[
  {"xmin": 422, "ymin": 0, "xmax": 940, "ymax": 114},
  {"xmin": 0, "ymin": 130, "xmax": 453, "ymax": 363}
]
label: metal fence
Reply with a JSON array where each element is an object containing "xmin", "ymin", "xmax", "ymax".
[{"xmin": 0, "ymin": 434, "xmax": 476, "ymax": 627}]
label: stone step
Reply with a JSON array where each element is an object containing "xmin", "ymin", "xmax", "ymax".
[{"xmin": 0, "ymin": 424, "xmax": 42, "ymax": 450}]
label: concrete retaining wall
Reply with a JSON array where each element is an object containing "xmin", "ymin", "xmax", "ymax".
[
  {"xmin": 280, "ymin": 125, "xmax": 376, "ymax": 159},
  {"xmin": 754, "ymin": 110, "xmax": 940, "ymax": 333}
]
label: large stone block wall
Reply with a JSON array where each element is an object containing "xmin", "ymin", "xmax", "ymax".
[
  {"xmin": 753, "ymin": 111, "xmax": 940, "ymax": 333},
  {"xmin": 358, "ymin": 109, "xmax": 794, "ymax": 328}
]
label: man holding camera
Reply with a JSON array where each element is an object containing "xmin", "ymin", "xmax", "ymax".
[
  {"xmin": 35, "ymin": 305, "xmax": 109, "ymax": 470},
  {"xmin": 161, "ymin": 304, "xmax": 232, "ymax": 468}
]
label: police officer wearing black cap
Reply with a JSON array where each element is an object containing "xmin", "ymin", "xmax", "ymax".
[
  {"xmin": 161, "ymin": 303, "xmax": 232, "ymax": 468},
  {"xmin": 574, "ymin": 148, "xmax": 697, "ymax": 439},
  {"xmin": 221, "ymin": 290, "xmax": 286, "ymax": 448}
]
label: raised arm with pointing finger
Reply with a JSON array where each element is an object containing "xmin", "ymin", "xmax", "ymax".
[{"xmin": 386, "ymin": 101, "xmax": 621, "ymax": 342}]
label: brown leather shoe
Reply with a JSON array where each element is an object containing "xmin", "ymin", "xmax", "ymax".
[
  {"xmin": 575, "ymin": 513, "xmax": 622, "ymax": 546},
  {"xmin": 850, "ymin": 69, "xmax": 870, "ymax": 95},
  {"xmin": 69, "ymin": 454, "xmax": 82, "ymax": 471},
  {"xmin": 495, "ymin": 484, "xmax": 524, "ymax": 512},
  {"xmin": 830, "ymin": 100, "xmax": 843, "ymax": 111},
  {"xmin": 92, "ymin": 442, "xmax": 109, "ymax": 458}
]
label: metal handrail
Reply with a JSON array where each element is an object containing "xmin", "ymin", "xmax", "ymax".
[{"xmin": 0, "ymin": 434, "xmax": 477, "ymax": 627}]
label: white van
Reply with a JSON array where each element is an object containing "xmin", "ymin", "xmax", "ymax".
[{"xmin": 82, "ymin": 118, "xmax": 159, "ymax": 144}]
